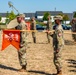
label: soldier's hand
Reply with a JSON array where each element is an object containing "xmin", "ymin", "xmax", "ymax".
[
  {"xmin": 48, "ymin": 31, "xmax": 51, "ymax": 34},
  {"xmin": 46, "ymin": 30, "xmax": 51, "ymax": 34},
  {"xmin": 43, "ymin": 30, "xmax": 48, "ymax": 32},
  {"xmin": 56, "ymin": 50, "xmax": 59, "ymax": 53},
  {"xmin": 43, "ymin": 30, "xmax": 51, "ymax": 34}
]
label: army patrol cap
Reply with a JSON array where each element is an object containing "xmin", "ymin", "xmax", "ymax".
[
  {"xmin": 54, "ymin": 15, "xmax": 63, "ymax": 20},
  {"xmin": 72, "ymin": 18, "xmax": 76, "ymax": 24},
  {"xmin": 17, "ymin": 14, "xmax": 25, "ymax": 18},
  {"xmin": 73, "ymin": 18, "xmax": 76, "ymax": 20},
  {"xmin": 31, "ymin": 17, "xmax": 35, "ymax": 19},
  {"xmin": 31, "ymin": 17, "xmax": 35, "ymax": 21}
]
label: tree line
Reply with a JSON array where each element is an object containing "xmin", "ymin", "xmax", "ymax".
[{"xmin": 0, "ymin": 11, "xmax": 76, "ymax": 25}]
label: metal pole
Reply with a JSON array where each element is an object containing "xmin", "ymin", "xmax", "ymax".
[{"xmin": 8, "ymin": 1, "xmax": 20, "ymax": 14}]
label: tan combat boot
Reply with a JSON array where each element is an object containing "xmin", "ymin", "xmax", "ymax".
[
  {"xmin": 74, "ymin": 41, "xmax": 76, "ymax": 44},
  {"xmin": 18, "ymin": 65, "xmax": 27, "ymax": 72},
  {"xmin": 57, "ymin": 70, "xmax": 62, "ymax": 75}
]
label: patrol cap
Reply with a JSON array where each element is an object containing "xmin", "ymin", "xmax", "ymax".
[
  {"xmin": 72, "ymin": 18, "xmax": 76, "ymax": 20},
  {"xmin": 31, "ymin": 17, "xmax": 35, "ymax": 19},
  {"xmin": 54, "ymin": 15, "xmax": 63, "ymax": 20},
  {"xmin": 17, "ymin": 14, "xmax": 25, "ymax": 18},
  {"xmin": 72, "ymin": 18, "xmax": 76, "ymax": 23},
  {"xmin": 31, "ymin": 17, "xmax": 35, "ymax": 20}
]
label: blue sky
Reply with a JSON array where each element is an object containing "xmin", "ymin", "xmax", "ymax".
[{"xmin": 0, "ymin": 0, "xmax": 76, "ymax": 14}]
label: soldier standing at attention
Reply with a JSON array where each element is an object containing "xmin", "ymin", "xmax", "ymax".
[
  {"xmin": 31, "ymin": 17, "xmax": 36, "ymax": 43},
  {"xmin": 48, "ymin": 16, "xmax": 64, "ymax": 75},
  {"xmin": 46, "ymin": 15, "xmax": 52, "ymax": 43},
  {"xmin": 71, "ymin": 18, "xmax": 76, "ymax": 43},
  {"xmin": 15, "ymin": 14, "xmax": 28, "ymax": 72}
]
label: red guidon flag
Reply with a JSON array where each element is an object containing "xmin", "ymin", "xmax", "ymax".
[
  {"xmin": 2, "ymin": 30, "xmax": 20, "ymax": 50},
  {"xmin": 26, "ymin": 22, "xmax": 31, "ymax": 30}
]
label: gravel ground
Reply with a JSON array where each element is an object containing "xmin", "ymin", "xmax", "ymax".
[{"xmin": 0, "ymin": 30, "xmax": 76, "ymax": 75}]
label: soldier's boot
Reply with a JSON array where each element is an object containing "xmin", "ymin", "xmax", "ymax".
[
  {"xmin": 33, "ymin": 37, "xmax": 36, "ymax": 43},
  {"xmin": 48, "ymin": 39, "xmax": 50, "ymax": 43},
  {"xmin": 74, "ymin": 40, "xmax": 76, "ymax": 44},
  {"xmin": 18, "ymin": 65, "xmax": 27, "ymax": 72},
  {"xmin": 57, "ymin": 70, "xmax": 62, "ymax": 75}
]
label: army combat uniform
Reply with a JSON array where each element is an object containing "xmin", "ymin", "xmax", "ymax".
[
  {"xmin": 51, "ymin": 24, "xmax": 64, "ymax": 74},
  {"xmin": 15, "ymin": 20, "xmax": 27, "ymax": 70},
  {"xmin": 71, "ymin": 19, "xmax": 76, "ymax": 42},
  {"xmin": 46, "ymin": 19, "xmax": 52, "ymax": 43},
  {"xmin": 31, "ymin": 19, "xmax": 36, "ymax": 43}
]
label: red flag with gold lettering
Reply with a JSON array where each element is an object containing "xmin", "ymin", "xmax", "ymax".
[
  {"xmin": 26, "ymin": 22, "xmax": 30, "ymax": 30},
  {"xmin": 2, "ymin": 30, "xmax": 20, "ymax": 50}
]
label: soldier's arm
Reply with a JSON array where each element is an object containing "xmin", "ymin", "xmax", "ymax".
[
  {"xmin": 24, "ymin": 22, "xmax": 27, "ymax": 30},
  {"xmin": 22, "ymin": 22, "xmax": 28, "ymax": 47},
  {"xmin": 54, "ymin": 29, "xmax": 64, "ymax": 52},
  {"xmin": 34, "ymin": 21, "xmax": 36, "ymax": 30},
  {"xmin": 47, "ymin": 30, "xmax": 55, "ymax": 36},
  {"xmin": 49, "ymin": 21, "xmax": 52, "ymax": 30}
]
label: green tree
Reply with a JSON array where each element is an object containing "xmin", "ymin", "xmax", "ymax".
[
  {"xmin": 73, "ymin": 12, "xmax": 76, "ymax": 18},
  {"xmin": 5, "ymin": 18, "xmax": 10, "ymax": 24},
  {"xmin": 8, "ymin": 11, "xmax": 16, "ymax": 21},
  {"xmin": 0, "ymin": 16, "xmax": 2, "ymax": 21},
  {"xmin": 5, "ymin": 11, "xmax": 10, "ymax": 24},
  {"xmin": 43, "ymin": 12, "xmax": 50, "ymax": 21},
  {"xmin": 6, "ymin": 11, "xmax": 9, "ymax": 18},
  {"xmin": 58, "ymin": 13, "xmax": 64, "ymax": 17},
  {"xmin": 63, "ymin": 14, "xmax": 69, "ymax": 24}
]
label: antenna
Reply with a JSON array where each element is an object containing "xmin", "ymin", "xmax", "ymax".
[
  {"xmin": 8, "ymin": 1, "xmax": 13, "ymax": 7},
  {"xmin": 55, "ymin": 7, "xmax": 56, "ymax": 11}
]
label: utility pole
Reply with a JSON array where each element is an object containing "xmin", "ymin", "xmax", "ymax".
[{"xmin": 55, "ymin": 7, "xmax": 56, "ymax": 11}]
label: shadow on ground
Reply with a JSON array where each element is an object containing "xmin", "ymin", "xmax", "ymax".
[
  {"xmin": 36, "ymin": 42, "xmax": 48, "ymax": 44},
  {"xmin": 66, "ymin": 59, "xmax": 76, "ymax": 72},
  {"xmin": 65, "ymin": 40, "xmax": 75, "ymax": 45},
  {"xmin": 0, "ymin": 64, "xmax": 18, "ymax": 71},
  {"xmin": 28, "ymin": 70, "xmax": 56, "ymax": 75}
]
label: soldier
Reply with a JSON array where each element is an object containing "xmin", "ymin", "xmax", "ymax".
[
  {"xmin": 71, "ymin": 18, "xmax": 76, "ymax": 43},
  {"xmin": 30, "ymin": 17, "xmax": 36, "ymax": 43},
  {"xmin": 15, "ymin": 14, "xmax": 27, "ymax": 72},
  {"xmin": 48, "ymin": 16, "xmax": 64, "ymax": 75},
  {"xmin": 46, "ymin": 15, "xmax": 52, "ymax": 43}
]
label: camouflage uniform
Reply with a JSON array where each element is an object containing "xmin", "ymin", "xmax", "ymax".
[
  {"xmin": 71, "ymin": 19, "xmax": 76, "ymax": 42},
  {"xmin": 52, "ymin": 24, "xmax": 64, "ymax": 73},
  {"xmin": 15, "ymin": 20, "xmax": 27, "ymax": 67},
  {"xmin": 31, "ymin": 18, "xmax": 36, "ymax": 43},
  {"xmin": 46, "ymin": 18, "xmax": 52, "ymax": 43}
]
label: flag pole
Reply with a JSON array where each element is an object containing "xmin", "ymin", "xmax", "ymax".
[{"xmin": 2, "ymin": 29, "xmax": 76, "ymax": 34}]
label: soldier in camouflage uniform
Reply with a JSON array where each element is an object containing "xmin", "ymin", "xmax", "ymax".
[
  {"xmin": 71, "ymin": 18, "xmax": 76, "ymax": 43},
  {"xmin": 46, "ymin": 15, "xmax": 52, "ymax": 43},
  {"xmin": 49, "ymin": 17, "xmax": 64, "ymax": 75},
  {"xmin": 31, "ymin": 17, "xmax": 36, "ymax": 43},
  {"xmin": 15, "ymin": 14, "xmax": 27, "ymax": 72}
]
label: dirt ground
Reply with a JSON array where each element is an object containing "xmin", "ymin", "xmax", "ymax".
[{"xmin": 0, "ymin": 30, "xmax": 76, "ymax": 75}]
